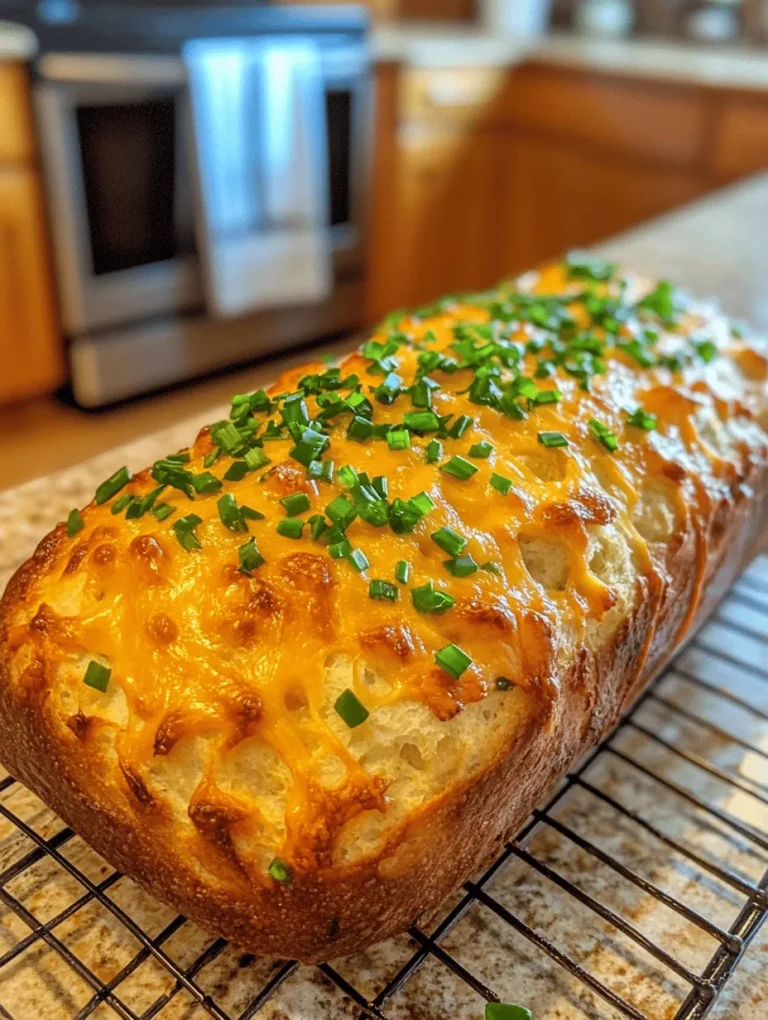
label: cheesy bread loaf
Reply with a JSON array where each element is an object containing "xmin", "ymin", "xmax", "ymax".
[{"xmin": 1, "ymin": 258, "xmax": 766, "ymax": 962}]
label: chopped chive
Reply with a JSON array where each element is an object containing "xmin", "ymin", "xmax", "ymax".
[
  {"xmin": 347, "ymin": 415, "xmax": 374, "ymax": 441},
  {"xmin": 369, "ymin": 579, "xmax": 398, "ymax": 601},
  {"xmin": 484, "ymin": 1004, "xmax": 533, "ymax": 1020},
  {"xmin": 446, "ymin": 414, "xmax": 472, "ymax": 439},
  {"xmin": 403, "ymin": 410, "xmax": 441, "ymax": 433},
  {"xmin": 431, "ymin": 526, "xmax": 467, "ymax": 557},
  {"xmin": 326, "ymin": 495, "xmax": 357, "ymax": 528},
  {"xmin": 409, "ymin": 491, "xmax": 435, "ymax": 515},
  {"xmin": 347, "ymin": 548, "xmax": 370, "ymax": 573},
  {"xmin": 469, "ymin": 441, "xmax": 493, "ymax": 459},
  {"xmin": 386, "ymin": 428, "xmax": 411, "ymax": 451},
  {"xmin": 372, "ymin": 475, "xmax": 388, "ymax": 499},
  {"xmin": 244, "ymin": 447, "xmax": 271, "ymax": 471},
  {"xmin": 223, "ymin": 460, "xmax": 249, "ymax": 482},
  {"xmin": 152, "ymin": 502, "xmax": 175, "ymax": 521},
  {"xmin": 338, "ymin": 465, "xmax": 359, "ymax": 489},
  {"xmin": 66, "ymin": 509, "xmax": 84, "ymax": 538},
  {"xmin": 83, "ymin": 660, "xmax": 111, "ymax": 693},
  {"xmin": 203, "ymin": 446, "xmax": 222, "ymax": 469},
  {"xmin": 309, "ymin": 514, "xmax": 328, "ymax": 541},
  {"xmin": 425, "ymin": 439, "xmax": 443, "ymax": 464},
  {"xmin": 481, "ymin": 561, "xmax": 502, "ymax": 575},
  {"xmin": 532, "ymin": 388, "xmax": 562, "ymax": 406},
  {"xmin": 165, "ymin": 452, "xmax": 191, "ymax": 464},
  {"xmin": 191, "ymin": 471, "xmax": 223, "ymax": 495},
  {"xmin": 280, "ymin": 493, "xmax": 311, "ymax": 516},
  {"xmin": 95, "ymin": 466, "xmax": 131, "ymax": 505},
  {"xmin": 395, "ymin": 560, "xmax": 410, "ymax": 584},
  {"xmin": 538, "ymin": 431, "xmax": 569, "ymax": 449},
  {"xmin": 241, "ymin": 505, "xmax": 265, "ymax": 521},
  {"xmin": 435, "ymin": 643, "xmax": 472, "ymax": 679},
  {"xmin": 172, "ymin": 514, "xmax": 203, "ymax": 552},
  {"xmin": 334, "ymin": 688, "xmax": 369, "ymax": 728},
  {"xmin": 441, "ymin": 456, "xmax": 478, "ymax": 481},
  {"xmin": 290, "ymin": 427, "xmax": 330, "ymax": 465},
  {"xmin": 490, "ymin": 472, "xmax": 513, "ymax": 495},
  {"xmin": 444, "ymin": 555, "xmax": 479, "ymax": 578},
  {"xmin": 411, "ymin": 581, "xmax": 455, "ymax": 615},
  {"xmin": 626, "ymin": 407, "xmax": 657, "ymax": 431},
  {"xmin": 589, "ymin": 418, "xmax": 619, "ymax": 453},
  {"xmin": 111, "ymin": 492, "xmax": 134, "ymax": 516},
  {"xmin": 210, "ymin": 420, "xmax": 247, "ymax": 455},
  {"xmin": 277, "ymin": 518, "xmax": 305, "ymax": 539},
  {"xmin": 695, "ymin": 338, "xmax": 718, "ymax": 363},
  {"xmin": 267, "ymin": 857, "xmax": 292, "ymax": 884},
  {"xmin": 238, "ymin": 536, "xmax": 265, "ymax": 573},
  {"xmin": 218, "ymin": 493, "xmax": 247, "ymax": 532}
]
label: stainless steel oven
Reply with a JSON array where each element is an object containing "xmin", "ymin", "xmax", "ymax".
[{"xmin": 34, "ymin": 37, "xmax": 371, "ymax": 406}]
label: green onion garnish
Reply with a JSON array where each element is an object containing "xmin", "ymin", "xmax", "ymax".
[
  {"xmin": 111, "ymin": 493, "xmax": 134, "ymax": 516},
  {"xmin": 447, "ymin": 414, "xmax": 472, "ymax": 439},
  {"xmin": 165, "ymin": 452, "xmax": 190, "ymax": 464},
  {"xmin": 172, "ymin": 514, "xmax": 203, "ymax": 552},
  {"xmin": 218, "ymin": 493, "xmax": 247, "ymax": 532},
  {"xmin": 431, "ymin": 526, "xmax": 467, "ymax": 557},
  {"xmin": 490, "ymin": 473, "xmax": 513, "ymax": 495},
  {"xmin": 95, "ymin": 466, "xmax": 131, "ymax": 505},
  {"xmin": 238, "ymin": 537, "xmax": 265, "ymax": 573},
  {"xmin": 410, "ymin": 491, "xmax": 435, "ymax": 515},
  {"xmin": 347, "ymin": 548, "xmax": 370, "ymax": 573},
  {"xmin": 223, "ymin": 460, "xmax": 249, "ymax": 482},
  {"xmin": 203, "ymin": 446, "xmax": 222, "ymax": 469},
  {"xmin": 532, "ymin": 388, "xmax": 562, "ymax": 406},
  {"xmin": 338, "ymin": 465, "xmax": 358, "ymax": 489},
  {"xmin": 589, "ymin": 418, "xmax": 619, "ymax": 453},
  {"xmin": 191, "ymin": 471, "xmax": 222, "ymax": 495},
  {"xmin": 441, "ymin": 456, "xmax": 478, "ymax": 481},
  {"xmin": 369, "ymin": 579, "xmax": 398, "ymax": 601},
  {"xmin": 244, "ymin": 447, "xmax": 271, "ymax": 471},
  {"xmin": 309, "ymin": 514, "xmax": 328, "ymax": 541},
  {"xmin": 277, "ymin": 518, "xmax": 305, "ymax": 540},
  {"xmin": 626, "ymin": 408, "xmax": 657, "ymax": 431},
  {"xmin": 386, "ymin": 428, "xmax": 411, "ymax": 451},
  {"xmin": 435, "ymin": 643, "xmax": 472, "ymax": 679},
  {"xmin": 241, "ymin": 505, "xmax": 265, "ymax": 521},
  {"xmin": 66, "ymin": 509, "xmax": 84, "ymax": 538},
  {"xmin": 83, "ymin": 660, "xmax": 111, "ymax": 693},
  {"xmin": 395, "ymin": 560, "xmax": 410, "ymax": 584},
  {"xmin": 152, "ymin": 503, "xmax": 175, "ymax": 522},
  {"xmin": 469, "ymin": 442, "xmax": 493, "ymax": 459},
  {"xmin": 347, "ymin": 416, "xmax": 374, "ymax": 441},
  {"xmin": 444, "ymin": 555, "xmax": 479, "ymax": 577},
  {"xmin": 403, "ymin": 410, "xmax": 441, "ymax": 433},
  {"xmin": 281, "ymin": 493, "xmax": 311, "ymax": 516},
  {"xmin": 326, "ymin": 495, "xmax": 357, "ymax": 528},
  {"xmin": 411, "ymin": 581, "xmax": 455, "ymax": 615},
  {"xmin": 695, "ymin": 338, "xmax": 717, "ymax": 363},
  {"xmin": 334, "ymin": 688, "xmax": 369, "ymax": 728},
  {"xmin": 425, "ymin": 439, "xmax": 443, "ymax": 464},
  {"xmin": 538, "ymin": 431, "xmax": 569, "ymax": 449},
  {"xmin": 268, "ymin": 857, "xmax": 292, "ymax": 884},
  {"xmin": 482, "ymin": 561, "xmax": 502, "ymax": 575},
  {"xmin": 484, "ymin": 1001, "xmax": 533, "ymax": 1020}
]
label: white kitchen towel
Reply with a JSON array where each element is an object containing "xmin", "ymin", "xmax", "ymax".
[{"xmin": 184, "ymin": 37, "xmax": 332, "ymax": 318}]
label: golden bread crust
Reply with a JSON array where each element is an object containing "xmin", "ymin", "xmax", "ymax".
[{"xmin": 1, "ymin": 261, "xmax": 767, "ymax": 961}]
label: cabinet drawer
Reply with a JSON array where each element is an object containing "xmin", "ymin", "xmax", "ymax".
[
  {"xmin": 502, "ymin": 65, "xmax": 707, "ymax": 167},
  {"xmin": 400, "ymin": 66, "xmax": 509, "ymax": 124},
  {"xmin": 0, "ymin": 64, "xmax": 35, "ymax": 163},
  {"xmin": 713, "ymin": 99, "xmax": 768, "ymax": 181}
]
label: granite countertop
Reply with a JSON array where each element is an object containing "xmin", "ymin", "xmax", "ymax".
[
  {"xmin": 373, "ymin": 22, "xmax": 768, "ymax": 89},
  {"xmin": 0, "ymin": 20, "xmax": 36, "ymax": 61}
]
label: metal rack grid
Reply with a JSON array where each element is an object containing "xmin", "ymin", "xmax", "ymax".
[{"xmin": 1, "ymin": 557, "xmax": 767, "ymax": 1020}]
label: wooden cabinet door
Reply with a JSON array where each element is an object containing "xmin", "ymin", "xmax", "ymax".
[
  {"xmin": 495, "ymin": 135, "xmax": 709, "ymax": 278},
  {"xmin": 383, "ymin": 122, "xmax": 500, "ymax": 313},
  {"xmin": 0, "ymin": 167, "xmax": 62, "ymax": 405}
]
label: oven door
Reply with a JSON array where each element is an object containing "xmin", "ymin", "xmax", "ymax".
[{"xmin": 35, "ymin": 55, "xmax": 203, "ymax": 336}]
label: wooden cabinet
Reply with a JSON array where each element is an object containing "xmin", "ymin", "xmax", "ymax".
[
  {"xmin": 713, "ymin": 97, "xmax": 768, "ymax": 182},
  {"xmin": 0, "ymin": 167, "xmax": 62, "ymax": 404},
  {"xmin": 0, "ymin": 64, "xmax": 62, "ymax": 407},
  {"xmin": 496, "ymin": 136, "xmax": 709, "ymax": 277}
]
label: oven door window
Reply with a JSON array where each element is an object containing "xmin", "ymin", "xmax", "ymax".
[
  {"xmin": 325, "ymin": 88, "xmax": 352, "ymax": 229},
  {"xmin": 76, "ymin": 98, "xmax": 195, "ymax": 276}
]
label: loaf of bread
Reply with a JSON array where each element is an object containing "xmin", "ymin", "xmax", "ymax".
[{"xmin": 1, "ymin": 259, "xmax": 766, "ymax": 962}]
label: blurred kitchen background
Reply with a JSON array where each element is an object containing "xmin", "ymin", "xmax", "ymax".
[{"xmin": 2, "ymin": 0, "xmax": 768, "ymax": 485}]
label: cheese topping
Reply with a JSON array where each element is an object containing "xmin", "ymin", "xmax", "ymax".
[{"xmin": 9, "ymin": 259, "xmax": 767, "ymax": 878}]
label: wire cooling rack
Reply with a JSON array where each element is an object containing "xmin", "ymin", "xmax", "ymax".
[{"xmin": 1, "ymin": 557, "xmax": 767, "ymax": 1020}]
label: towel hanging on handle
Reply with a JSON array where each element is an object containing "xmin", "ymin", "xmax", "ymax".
[{"xmin": 184, "ymin": 37, "xmax": 332, "ymax": 319}]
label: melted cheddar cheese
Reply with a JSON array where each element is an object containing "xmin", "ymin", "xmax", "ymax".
[{"xmin": 7, "ymin": 260, "xmax": 768, "ymax": 879}]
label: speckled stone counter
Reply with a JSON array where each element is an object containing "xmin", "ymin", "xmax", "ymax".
[{"xmin": 0, "ymin": 176, "xmax": 767, "ymax": 1020}]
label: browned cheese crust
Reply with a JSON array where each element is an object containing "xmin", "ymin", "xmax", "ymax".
[{"xmin": 1, "ymin": 261, "xmax": 767, "ymax": 961}]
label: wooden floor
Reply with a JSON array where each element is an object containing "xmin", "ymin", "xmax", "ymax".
[{"xmin": 2, "ymin": 336, "xmax": 358, "ymax": 491}]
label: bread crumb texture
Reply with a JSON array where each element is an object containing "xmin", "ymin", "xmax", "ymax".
[{"xmin": 1, "ymin": 259, "xmax": 767, "ymax": 955}]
